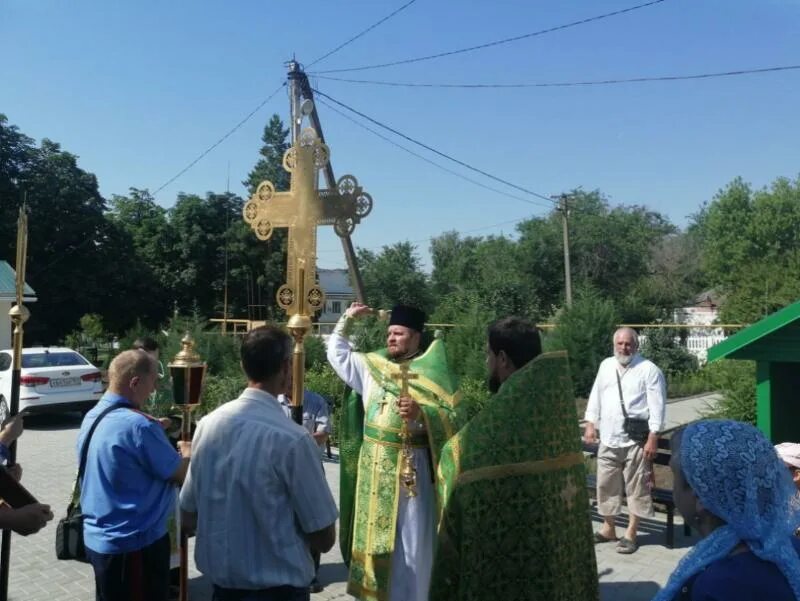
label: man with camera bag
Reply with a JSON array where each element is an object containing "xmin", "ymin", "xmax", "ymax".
[{"xmin": 583, "ymin": 327, "xmax": 666, "ymax": 555}]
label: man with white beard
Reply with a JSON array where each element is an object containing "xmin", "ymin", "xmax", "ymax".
[{"xmin": 583, "ymin": 327, "xmax": 666, "ymax": 555}]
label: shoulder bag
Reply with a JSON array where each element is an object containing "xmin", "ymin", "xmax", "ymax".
[
  {"xmin": 55, "ymin": 404, "xmax": 127, "ymax": 562},
  {"xmin": 616, "ymin": 371, "xmax": 650, "ymax": 445}
]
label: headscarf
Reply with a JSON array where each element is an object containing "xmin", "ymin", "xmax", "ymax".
[
  {"xmin": 654, "ymin": 420, "xmax": 800, "ymax": 601},
  {"xmin": 776, "ymin": 442, "xmax": 800, "ymax": 470}
]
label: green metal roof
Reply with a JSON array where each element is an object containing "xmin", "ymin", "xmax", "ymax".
[
  {"xmin": 707, "ymin": 299, "xmax": 800, "ymax": 363},
  {"xmin": 0, "ymin": 261, "xmax": 36, "ymax": 300}
]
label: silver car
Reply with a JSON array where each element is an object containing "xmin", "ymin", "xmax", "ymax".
[{"xmin": 0, "ymin": 347, "xmax": 104, "ymax": 417}]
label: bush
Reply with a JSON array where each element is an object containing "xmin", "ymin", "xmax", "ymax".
[
  {"xmin": 640, "ymin": 327, "xmax": 698, "ymax": 376},
  {"xmin": 548, "ymin": 290, "xmax": 619, "ymax": 397},
  {"xmin": 703, "ymin": 360, "xmax": 756, "ymax": 424},
  {"xmin": 305, "ymin": 335, "xmax": 327, "ymax": 370},
  {"xmin": 459, "ymin": 376, "xmax": 488, "ymax": 421},
  {"xmin": 667, "ymin": 368, "xmax": 716, "ymax": 398}
]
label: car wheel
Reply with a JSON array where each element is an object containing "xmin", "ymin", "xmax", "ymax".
[{"xmin": 0, "ymin": 396, "xmax": 8, "ymax": 425}]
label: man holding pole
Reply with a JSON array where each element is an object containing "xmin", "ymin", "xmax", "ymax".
[
  {"xmin": 327, "ymin": 302, "xmax": 461, "ymax": 601},
  {"xmin": 180, "ymin": 325, "xmax": 337, "ymax": 601}
]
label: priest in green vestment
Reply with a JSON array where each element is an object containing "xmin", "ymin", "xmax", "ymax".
[
  {"xmin": 327, "ymin": 302, "xmax": 462, "ymax": 601},
  {"xmin": 430, "ymin": 317, "xmax": 599, "ymax": 601}
]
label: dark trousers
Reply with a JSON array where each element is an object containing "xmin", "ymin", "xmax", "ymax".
[
  {"xmin": 212, "ymin": 585, "xmax": 310, "ymax": 601},
  {"xmin": 86, "ymin": 533, "xmax": 171, "ymax": 601}
]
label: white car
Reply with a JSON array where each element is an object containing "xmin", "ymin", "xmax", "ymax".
[{"xmin": 0, "ymin": 347, "xmax": 104, "ymax": 416}]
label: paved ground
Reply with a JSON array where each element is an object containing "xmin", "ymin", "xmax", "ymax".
[{"xmin": 6, "ymin": 397, "xmax": 712, "ymax": 600}]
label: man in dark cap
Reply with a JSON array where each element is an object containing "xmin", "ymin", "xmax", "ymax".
[{"xmin": 327, "ymin": 302, "xmax": 462, "ymax": 601}]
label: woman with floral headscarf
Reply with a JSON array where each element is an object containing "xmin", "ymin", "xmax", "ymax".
[{"xmin": 655, "ymin": 420, "xmax": 800, "ymax": 601}]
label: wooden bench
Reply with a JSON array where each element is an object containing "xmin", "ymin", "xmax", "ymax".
[{"xmin": 582, "ymin": 437, "xmax": 691, "ymax": 548}]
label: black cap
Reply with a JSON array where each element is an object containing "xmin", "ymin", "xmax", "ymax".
[{"xmin": 389, "ymin": 305, "xmax": 426, "ymax": 333}]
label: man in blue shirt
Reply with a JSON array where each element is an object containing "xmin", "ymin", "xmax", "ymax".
[{"xmin": 78, "ymin": 349, "xmax": 191, "ymax": 601}]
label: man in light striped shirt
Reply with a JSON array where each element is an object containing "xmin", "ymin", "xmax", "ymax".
[{"xmin": 180, "ymin": 326, "xmax": 338, "ymax": 601}]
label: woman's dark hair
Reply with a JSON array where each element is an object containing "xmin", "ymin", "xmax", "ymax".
[
  {"xmin": 487, "ymin": 317, "xmax": 542, "ymax": 369},
  {"xmin": 241, "ymin": 325, "xmax": 291, "ymax": 382},
  {"xmin": 132, "ymin": 336, "xmax": 159, "ymax": 353}
]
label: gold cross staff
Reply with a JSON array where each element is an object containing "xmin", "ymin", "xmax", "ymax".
[
  {"xmin": 242, "ymin": 127, "xmax": 373, "ymax": 317},
  {"xmin": 242, "ymin": 126, "xmax": 373, "ymax": 423},
  {"xmin": 391, "ymin": 362, "xmax": 419, "ymax": 497}
]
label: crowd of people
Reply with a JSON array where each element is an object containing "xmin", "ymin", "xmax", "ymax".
[{"xmin": 5, "ymin": 302, "xmax": 800, "ymax": 601}]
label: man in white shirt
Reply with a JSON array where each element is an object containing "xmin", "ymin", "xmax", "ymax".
[
  {"xmin": 583, "ymin": 327, "xmax": 666, "ymax": 555},
  {"xmin": 180, "ymin": 326, "xmax": 337, "ymax": 601}
]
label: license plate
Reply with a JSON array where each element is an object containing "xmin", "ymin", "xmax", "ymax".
[{"xmin": 50, "ymin": 377, "xmax": 80, "ymax": 388}]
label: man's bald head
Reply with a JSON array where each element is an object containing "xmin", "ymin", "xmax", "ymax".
[
  {"xmin": 613, "ymin": 327, "xmax": 639, "ymax": 367},
  {"xmin": 108, "ymin": 350, "xmax": 158, "ymax": 406}
]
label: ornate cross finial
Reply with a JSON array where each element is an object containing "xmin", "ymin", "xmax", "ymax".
[{"xmin": 243, "ymin": 127, "xmax": 373, "ymax": 317}]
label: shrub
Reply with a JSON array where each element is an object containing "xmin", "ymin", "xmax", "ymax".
[
  {"xmin": 640, "ymin": 327, "xmax": 698, "ymax": 376},
  {"xmin": 703, "ymin": 360, "xmax": 756, "ymax": 424},
  {"xmin": 548, "ymin": 290, "xmax": 620, "ymax": 397}
]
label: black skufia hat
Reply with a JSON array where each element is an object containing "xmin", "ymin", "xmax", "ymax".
[{"xmin": 389, "ymin": 305, "xmax": 426, "ymax": 333}]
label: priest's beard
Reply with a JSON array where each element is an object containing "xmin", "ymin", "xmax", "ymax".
[
  {"xmin": 488, "ymin": 372, "xmax": 501, "ymax": 393},
  {"xmin": 615, "ymin": 352, "xmax": 634, "ymax": 367}
]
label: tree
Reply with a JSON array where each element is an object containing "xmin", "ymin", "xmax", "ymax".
[
  {"xmin": 11, "ymin": 138, "xmax": 130, "ymax": 342},
  {"xmin": 548, "ymin": 289, "xmax": 620, "ymax": 397},
  {"xmin": 243, "ymin": 114, "xmax": 290, "ymax": 195},
  {"xmin": 517, "ymin": 190, "xmax": 676, "ymax": 314},
  {"xmin": 695, "ymin": 176, "xmax": 800, "ymax": 322},
  {"xmin": 358, "ymin": 242, "xmax": 433, "ymax": 313}
]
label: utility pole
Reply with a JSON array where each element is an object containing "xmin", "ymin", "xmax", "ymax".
[
  {"xmin": 554, "ymin": 194, "xmax": 573, "ymax": 307},
  {"xmin": 285, "ymin": 61, "xmax": 368, "ymax": 304}
]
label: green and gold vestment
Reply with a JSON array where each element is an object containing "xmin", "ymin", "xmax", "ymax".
[
  {"xmin": 430, "ymin": 351, "xmax": 599, "ymax": 601},
  {"xmin": 338, "ymin": 338, "xmax": 462, "ymax": 601}
]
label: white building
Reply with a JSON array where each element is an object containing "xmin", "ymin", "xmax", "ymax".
[
  {"xmin": 316, "ymin": 268, "xmax": 355, "ymax": 334},
  {"xmin": 0, "ymin": 261, "xmax": 37, "ymax": 349},
  {"xmin": 672, "ymin": 290, "xmax": 726, "ymax": 363}
]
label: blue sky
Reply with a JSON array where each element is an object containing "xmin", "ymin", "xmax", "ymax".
[{"xmin": 2, "ymin": 0, "xmax": 799, "ymax": 270}]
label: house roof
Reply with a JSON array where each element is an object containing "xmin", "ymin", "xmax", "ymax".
[
  {"xmin": 707, "ymin": 299, "xmax": 800, "ymax": 363},
  {"xmin": 318, "ymin": 269, "xmax": 354, "ymax": 296},
  {"xmin": 0, "ymin": 261, "xmax": 36, "ymax": 301}
]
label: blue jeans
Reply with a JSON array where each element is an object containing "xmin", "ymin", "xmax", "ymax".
[{"xmin": 212, "ymin": 585, "xmax": 310, "ymax": 601}]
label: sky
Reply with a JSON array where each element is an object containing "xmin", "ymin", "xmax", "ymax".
[{"xmin": 2, "ymin": 0, "xmax": 799, "ymax": 271}]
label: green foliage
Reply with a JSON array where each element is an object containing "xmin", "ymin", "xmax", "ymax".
[
  {"xmin": 243, "ymin": 114, "xmax": 290, "ymax": 195},
  {"xmin": 703, "ymin": 360, "xmax": 757, "ymax": 424},
  {"xmin": 548, "ymin": 290, "xmax": 620, "ymax": 397},
  {"xmin": 666, "ymin": 367, "xmax": 717, "ymax": 398},
  {"xmin": 431, "ymin": 292, "xmax": 494, "ymax": 381},
  {"xmin": 358, "ymin": 242, "xmax": 433, "ymax": 313},
  {"xmin": 305, "ymin": 335, "xmax": 327, "ymax": 370},
  {"xmin": 195, "ymin": 374, "xmax": 244, "ymax": 418},
  {"xmin": 695, "ymin": 176, "xmax": 800, "ymax": 323},
  {"xmin": 459, "ymin": 376, "xmax": 489, "ymax": 422},
  {"xmin": 79, "ymin": 313, "xmax": 107, "ymax": 343},
  {"xmin": 639, "ymin": 327, "xmax": 699, "ymax": 376}
]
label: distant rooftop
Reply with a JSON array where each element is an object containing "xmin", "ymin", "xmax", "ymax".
[
  {"xmin": 318, "ymin": 268, "xmax": 354, "ymax": 295},
  {"xmin": 0, "ymin": 261, "xmax": 36, "ymax": 301}
]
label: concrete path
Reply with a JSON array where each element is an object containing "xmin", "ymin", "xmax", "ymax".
[{"xmin": 9, "ymin": 389, "xmax": 716, "ymax": 600}]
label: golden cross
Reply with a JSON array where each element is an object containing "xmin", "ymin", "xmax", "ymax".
[
  {"xmin": 242, "ymin": 127, "xmax": 373, "ymax": 317},
  {"xmin": 391, "ymin": 362, "xmax": 419, "ymax": 399}
]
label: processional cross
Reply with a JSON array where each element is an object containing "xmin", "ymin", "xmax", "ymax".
[
  {"xmin": 391, "ymin": 362, "xmax": 420, "ymax": 497},
  {"xmin": 243, "ymin": 127, "xmax": 373, "ymax": 422}
]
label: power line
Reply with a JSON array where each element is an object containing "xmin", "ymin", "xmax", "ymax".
[
  {"xmin": 310, "ymin": 0, "xmax": 667, "ymax": 74},
  {"xmin": 152, "ymin": 82, "xmax": 286, "ymax": 197},
  {"xmin": 311, "ymin": 87, "xmax": 556, "ymax": 205},
  {"xmin": 315, "ymin": 97, "xmax": 554, "ymax": 210},
  {"xmin": 318, "ymin": 215, "xmax": 532, "ymax": 254},
  {"xmin": 307, "ymin": 0, "xmax": 419, "ymax": 69},
  {"xmin": 312, "ymin": 63, "xmax": 800, "ymax": 89}
]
